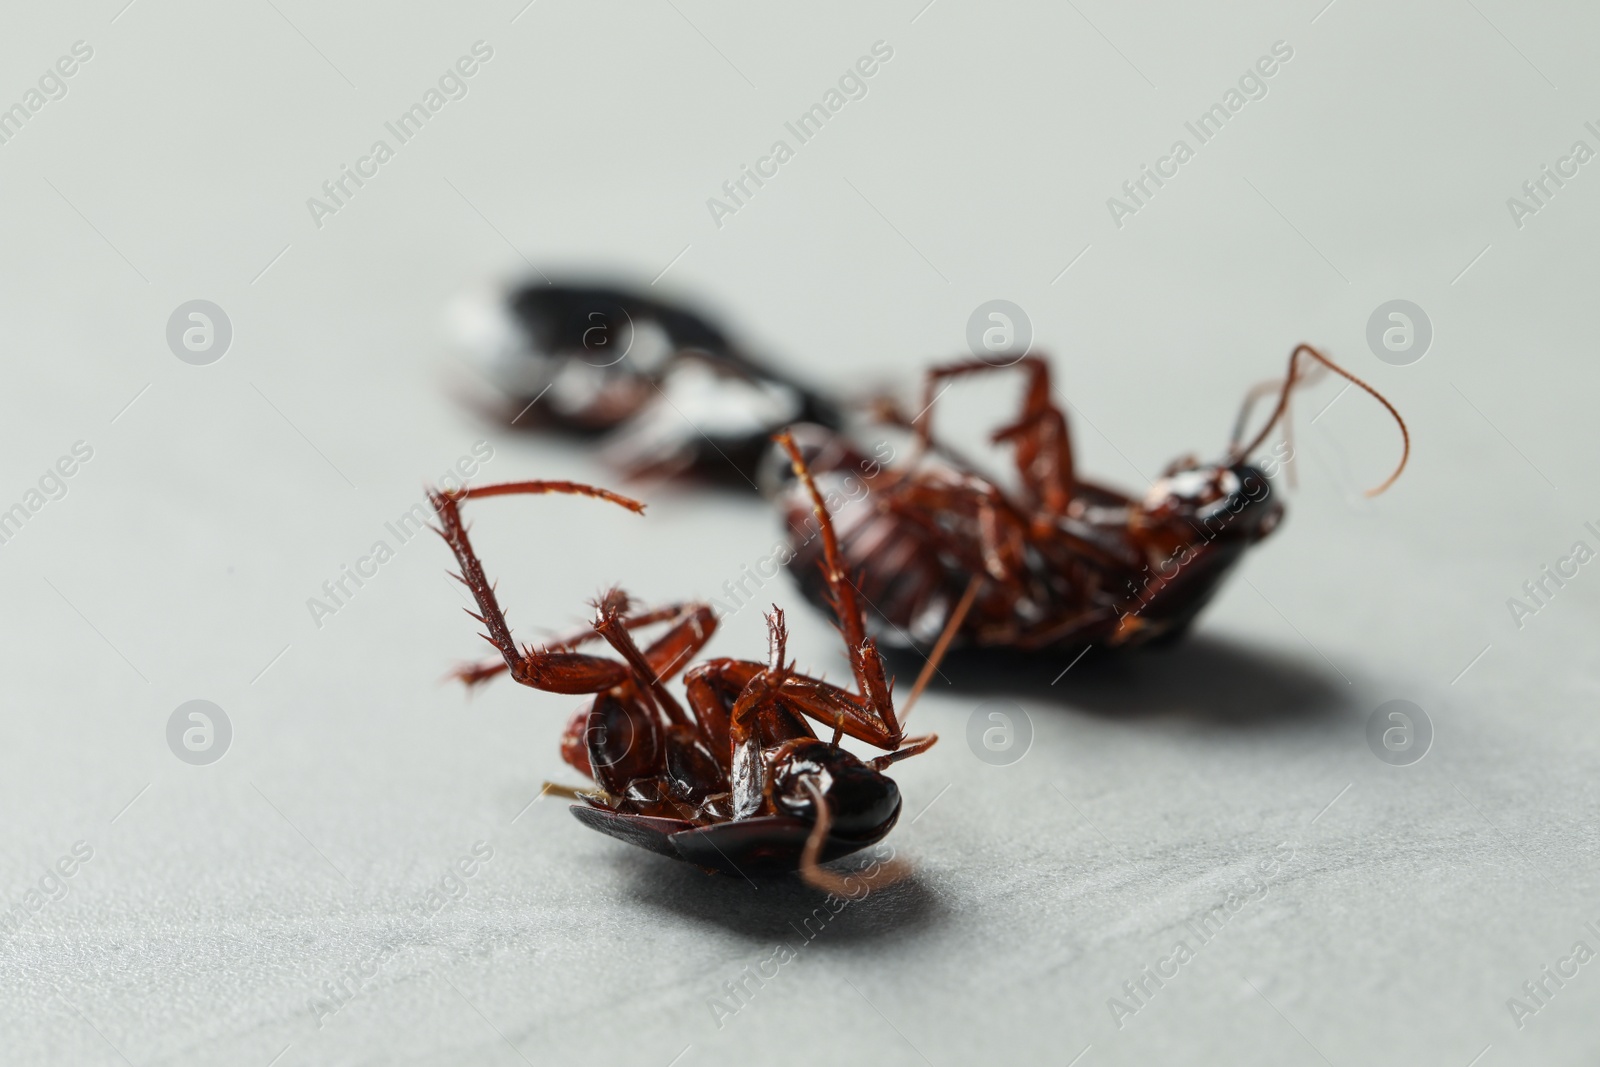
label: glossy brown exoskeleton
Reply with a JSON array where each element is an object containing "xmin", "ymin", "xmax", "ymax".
[
  {"xmin": 428, "ymin": 434, "xmax": 945, "ymax": 887},
  {"xmin": 454, "ymin": 282, "xmax": 840, "ymax": 487},
  {"xmin": 770, "ymin": 344, "xmax": 1408, "ymax": 656}
]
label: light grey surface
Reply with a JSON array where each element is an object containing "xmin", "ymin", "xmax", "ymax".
[{"xmin": 2, "ymin": 1, "xmax": 1597, "ymax": 1064}]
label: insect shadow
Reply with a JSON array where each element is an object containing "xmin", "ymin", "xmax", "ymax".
[
  {"xmin": 611, "ymin": 849, "xmax": 946, "ymax": 946},
  {"xmin": 887, "ymin": 633, "xmax": 1352, "ymax": 728}
]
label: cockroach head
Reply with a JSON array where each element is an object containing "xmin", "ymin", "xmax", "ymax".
[
  {"xmin": 1142, "ymin": 460, "xmax": 1283, "ymax": 543},
  {"xmin": 768, "ymin": 739, "xmax": 902, "ymax": 841}
]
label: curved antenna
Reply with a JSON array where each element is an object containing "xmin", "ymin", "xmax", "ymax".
[
  {"xmin": 797, "ymin": 777, "xmax": 909, "ymax": 894},
  {"xmin": 1228, "ymin": 344, "xmax": 1409, "ymax": 497},
  {"xmin": 1229, "ymin": 376, "xmax": 1289, "ymax": 450},
  {"xmin": 1228, "ymin": 361, "xmax": 1326, "ymax": 490},
  {"xmin": 450, "ymin": 479, "xmax": 646, "ymax": 511}
]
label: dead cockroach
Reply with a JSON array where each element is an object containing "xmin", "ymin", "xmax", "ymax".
[
  {"xmin": 427, "ymin": 433, "xmax": 956, "ymax": 889},
  {"xmin": 769, "ymin": 344, "xmax": 1408, "ymax": 656},
  {"xmin": 452, "ymin": 281, "xmax": 840, "ymax": 488}
]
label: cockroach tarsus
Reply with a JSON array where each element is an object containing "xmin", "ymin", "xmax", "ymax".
[
  {"xmin": 427, "ymin": 439, "xmax": 961, "ymax": 891},
  {"xmin": 774, "ymin": 343, "xmax": 1409, "ymax": 658}
]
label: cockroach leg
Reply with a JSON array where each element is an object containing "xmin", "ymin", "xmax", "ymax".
[
  {"xmin": 869, "ymin": 734, "xmax": 938, "ymax": 770},
  {"xmin": 727, "ymin": 618, "xmax": 796, "ymax": 821},
  {"xmin": 764, "ymin": 604, "xmax": 790, "ymax": 672},
  {"xmin": 450, "ymin": 657, "xmax": 512, "ymax": 688},
  {"xmin": 453, "ymin": 600, "xmax": 720, "ymax": 693},
  {"xmin": 912, "ymin": 355, "xmax": 1075, "ymax": 513},
  {"xmin": 770, "ymin": 679, "xmax": 897, "ymax": 749},
  {"xmin": 592, "ymin": 588, "xmax": 693, "ymax": 730},
  {"xmin": 775, "ymin": 431, "xmax": 898, "ymax": 742},
  {"xmin": 639, "ymin": 602, "xmax": 720, "ymax": 683},
  {"xmin": 428, "ymin": 481, "xmax": 645, "ymax": 692}
]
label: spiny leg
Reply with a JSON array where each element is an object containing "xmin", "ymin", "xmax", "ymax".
[
  {"xmin": 773, "ymin": 679, "xmax": 896, "ymax": 749},
  {"xmin": 428, "ymin": 479, "xmax": 646, "ymax": 691},
  {"xmin": 638, "ymin": 602, "xmax": 719, "ymax": 684},
  {"xmin": 726, "ymin": 610, "xmax": 797, "ymax": 820},
  {"xmin": 774, "ymin": 576, "xmax": 970, "ymax": 763},
  {"xmin": 591, "ymin": 588, "xmax": 692, "ymax": 731},
  {"xmin": 775, "ymin": 431, "xmax": 898, "ymax": 746},
  {"xmin": 450, "ymin": 601, "xmax": 716, "ymax": 690},
  {"xmin": 774, "ymin": 432, "xmax": 976, "ymax": 757},
  {"xmin": 911, "ymin": 355, "xmax": 1075, "ymax": 514},
  {"xmin": 685, "ymin": 658, "xmax": 815, "ymax": 765}
]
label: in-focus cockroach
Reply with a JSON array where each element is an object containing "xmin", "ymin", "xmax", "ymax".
[
  {"xmin": 769, "ymin": 345, "xmax": 1408, "ymax": 656},
  {"xmin": 453, "ymin": 282, "xmax": 839, "ymax": 487},
  {"xmin": 428, "ymin": 433, "xmax": 957, "ymax": 889}
]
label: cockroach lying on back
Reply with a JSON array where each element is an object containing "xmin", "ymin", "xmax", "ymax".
[
  {"xmin": 768, "ymin": 344, "xmax": 1409, "ymax": 656},
  {"xmin": 428, "ymin": 433, "xmax": 957, "ymax": 889},
  {"xmin": 453, "ymin": 282, "xmax": 840, "ymax": 488}
]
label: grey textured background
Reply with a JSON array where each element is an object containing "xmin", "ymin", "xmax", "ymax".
[{"xmin": 1, "ymin": 1, "xmax": 1597, "ymax": 1064}]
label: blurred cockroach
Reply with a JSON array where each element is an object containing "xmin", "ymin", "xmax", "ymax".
[
  {"xmin": 428, "ymin": 433, "xmax": 957, "ymax": 889},
  {"xmin": 768, "ymin": 345, "xmax": 1408, "ymax": 656},
  {"xmin": 453, "ymin": 282, "xmax": 839, "ymax": 487}
]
